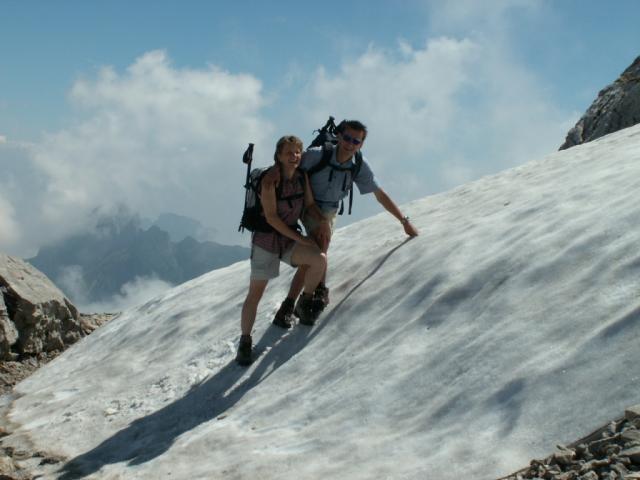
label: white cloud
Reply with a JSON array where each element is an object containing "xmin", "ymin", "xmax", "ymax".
[
  {"xmin": 29, "ymin": 50, "xmax": 273, "ymax": 246},
  {"xmin": 295, "ymin": 30, "xmax": 573, "ymax": 216},
  {"xmin": 0, "ymin": 194, "xmax": 20, "ymax": 247},
  {"xmin": 2, "ymin": 19, "xmax": 581, "ymax": 256},
  {"xmin": 57, "ymin": 265, "xmax": 174, "ymax": 313},
  {"xmin": 0, "ymin": 135, "xmax": 7, "ymax": 144}
]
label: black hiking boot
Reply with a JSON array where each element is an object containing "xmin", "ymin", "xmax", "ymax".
[
  {"xmin": 295, "ymin": 293, "xmax": 319, "ymax": 326},
  {"xmin": 272, "ymin": 297, "xmax": 295, "ymax": 329},
  {"xmin": 312, "ymin": 283, "xmax": 330, "ymax": 313},
  {"xmin": 236, "ymin": 335, "xmax": 253, "ymax": 366}
]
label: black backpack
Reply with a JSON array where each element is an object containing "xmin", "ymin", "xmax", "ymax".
[
  {"xmin": 306, "ymin": 117, "xmax": 363, "ymax": 215},
  {"xmin": 238, "ymin": 143, "xmax": 305, "ymax": 233}
]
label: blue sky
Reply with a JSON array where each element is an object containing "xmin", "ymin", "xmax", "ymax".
[{"xmin": 1, "ymin": 0, "xmax": 640, "ymax": 255}]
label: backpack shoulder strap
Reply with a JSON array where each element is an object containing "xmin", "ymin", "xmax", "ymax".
[
  {"xmin": 344, "ymin": 151, "xmax": 364, "ymax": 216},
  {"xmin": 306, "ymin": 143, "xmax": 334, "ymax": 176},
  {"xmin": 353, "ymin": 151, "xmax": 363, "ymax": 178}
]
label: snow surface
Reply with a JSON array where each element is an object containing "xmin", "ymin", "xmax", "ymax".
[{"xmin": 5, "ymin": 125, "xmax": 640, "ymax": 479}]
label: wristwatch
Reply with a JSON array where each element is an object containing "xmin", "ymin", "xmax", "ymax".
[{"xmin": 401, "ymin": 216, "xmax": 410, "ymax": 225}]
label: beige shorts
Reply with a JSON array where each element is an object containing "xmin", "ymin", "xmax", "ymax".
[
  {"xmin": 302, "ymin": 209, "xmax": 338, "ymax": 237},
  {"xmin": 250, "ymin": 244, "xmax": 296, "ymax": 281}
]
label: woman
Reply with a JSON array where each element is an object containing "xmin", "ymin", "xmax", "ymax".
[{"xmin": 237, "ymin": 135, "xmax": 327, "ymax": 366}]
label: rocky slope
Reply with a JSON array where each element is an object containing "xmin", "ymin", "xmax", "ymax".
[
  {"xmin": 500, "ymin": 406, "xmax": 640, "ymax": 480},
  {"xmin": 0, "ymin": 253, "xmax": 117, "ymax": 479},
  {"xmin": 560, "ymin": 56, "xmax": 640, "ymax": 150}
]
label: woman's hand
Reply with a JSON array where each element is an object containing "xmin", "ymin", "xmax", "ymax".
[{"xmin": 297, "ymin": 236, "xmax": 318, "ymax": 248}]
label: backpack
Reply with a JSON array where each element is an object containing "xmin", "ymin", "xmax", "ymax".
[
  {"xmin": 238, "ymin": 143, "xmax": 306, "ymax": 233},
  {"xmin": 306, "ymin": 116, "xmax": 363, "ymax": 215}
]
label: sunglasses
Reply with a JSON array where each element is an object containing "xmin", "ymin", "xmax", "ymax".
[{"xmin": 341, "ymin": 133, "xmax": 363, "ymax": 146}]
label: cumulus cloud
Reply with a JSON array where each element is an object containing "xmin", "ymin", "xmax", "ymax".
[
  {"xmin": 2, "ymin": 15, "xmax": 579, "ymax": 256},
  {"xmin": 295, "ymin": 28, "xmax": 573, "ymax": 220},
  {"xmin": 27, "ymin": 50, "xmax": 273, "ymax": 248},
  {"xmin": 0, "ymin": 194, "xmax": 20, "ymax": 247},
  {"xmin": 0, "ymin": 140, "xmax": 45, "ymax": 254},
  {"xmin": 57, "ymin": 265, "xmax": 173, "ymax": 313}
]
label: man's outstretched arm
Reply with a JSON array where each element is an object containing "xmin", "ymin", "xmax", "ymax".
[{"xmin": 373, "ymin": 188, "xmax": 419, "ymax": 237}]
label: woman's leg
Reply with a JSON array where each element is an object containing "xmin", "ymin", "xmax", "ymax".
[{"xmin": 241, "ymin": 279, "xmax": 268, "ymax": 336}]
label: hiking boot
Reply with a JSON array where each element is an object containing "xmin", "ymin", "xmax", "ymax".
[
  {"xmin": 236, "ymin": 335, "xmax": 253, "ymax": 366},
  {"xmin": 272, "ymin": 297, "xmax": 295, "ymax": 329},
  {"xmin": 295, "ymin": 293, "xmax": 319, "ymax": 326},
  {"xmin": 313, "ymin": 283, "xmax": 330, "ymax": 312}
]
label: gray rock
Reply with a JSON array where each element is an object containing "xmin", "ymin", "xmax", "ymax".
[
  {"xmin": 619, "ymin": 446, "xmax": 640, "ymax": 463},
  {"xmin": 560, "ymin": 56, "xmax": 640, "ymax": 150},
  {"xmin": 625, "ymin": 405, "xmax": 640, "ymax": 422},
  {"xmin": 0, "ymin": 253, "xmax": 83, "ymax": 359},
  {"xmin": 0, "ymin": 292, "xmax": 19, "ymax": 359},
  {"xmin": 552, "ymin": 446, "xmax": 577, "ymax": 466},
  {"xmin": 621, "ymin": 428, "xmax": 640, "ymax": 445},
  {"xmin": 579, "ymin": 471, "xmax": 598, "ymax": 480}
]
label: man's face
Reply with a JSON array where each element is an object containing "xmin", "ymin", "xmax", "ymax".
[{"xmin": 338, "ymin": 127, "xmax": 365, "ymax": 157}]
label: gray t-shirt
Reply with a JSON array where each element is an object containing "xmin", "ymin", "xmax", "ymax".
[{"xmin": 301, "ymin": 146, "xmax": 380, "ymax": 212}]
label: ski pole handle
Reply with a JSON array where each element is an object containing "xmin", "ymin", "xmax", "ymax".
[{"xmin": 243, "ymin": 143, "xmax": 254, "ymax": 165}]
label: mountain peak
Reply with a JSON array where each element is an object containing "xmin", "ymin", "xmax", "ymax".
[{"xmin": 560, "ymin": 55, "xmax": 640, "ymax": 150}]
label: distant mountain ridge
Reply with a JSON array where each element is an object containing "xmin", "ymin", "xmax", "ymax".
[
  {"xmin": 560, "ymin": 55, "xmax": 640, "ymax": 149},
  {"xmin": 145, "ymin": 212, "xmax": 217, "ymax": 243},
  {"xmin": 28, "ymin": 213, "xmax": 249, "ymax": 304}
]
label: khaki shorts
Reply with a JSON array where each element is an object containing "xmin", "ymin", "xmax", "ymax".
[
  {"xmin": 302, "ymin": 209, "xmax": 337, "ymax": 237},
  {"xmin": 250, "ymin": 244, "xmax": 296, "ymax": 281}
]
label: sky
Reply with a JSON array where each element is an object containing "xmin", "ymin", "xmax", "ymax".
[
  {"xmin": 1, "ymin": 0, "xmax": 640, "ymax": 256},
  {"xmin": 4, "ymin": 123, "xmax": 640, "ymax": 479}
]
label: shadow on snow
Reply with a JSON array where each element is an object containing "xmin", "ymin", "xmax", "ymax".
[{"xmin": 57, "ymin": 238, "xmax": 412, "ymax": 479}]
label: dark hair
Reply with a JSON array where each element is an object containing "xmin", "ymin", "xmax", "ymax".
[
  {"xmin": 273, "ymin": 135, "xmax": 304, "ymax": 163},
  {"xmin": 336, "ymin": 120, "xmax": 368, "ymax": 140}
]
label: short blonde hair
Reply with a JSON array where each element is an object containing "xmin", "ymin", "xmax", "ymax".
[{"xmin": 274, "ymin": 135, "xmax": 304, "ymax": 163}]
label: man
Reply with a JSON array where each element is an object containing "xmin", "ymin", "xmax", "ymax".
[{"xmin": 268, "ymin": 119, "xmax": 419, "ymax": 326}]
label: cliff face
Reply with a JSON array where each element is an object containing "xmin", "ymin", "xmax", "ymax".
[{"xmin": 560, "ymin": 56, "xmax": 640, "ymax": 150}]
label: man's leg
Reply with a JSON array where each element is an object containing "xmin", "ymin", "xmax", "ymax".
[
  {"xmin": 286, "ymin": 265, "xmax": 307, "ymax": 301},
  {"xmin": 290, "ymin": 244, "xmax": 327, "ymax": 325},
  {"xmin": 287, "ymin": 225, "xmax": 331, "ymax": 299},
  {"xmin": 290, "ymin": 244, "xmax": 327, "ymax": 294}
]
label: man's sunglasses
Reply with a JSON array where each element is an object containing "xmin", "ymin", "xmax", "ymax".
[{"xmin": 341, "ymin": 133, "xmax": 363, "ymax": 146}]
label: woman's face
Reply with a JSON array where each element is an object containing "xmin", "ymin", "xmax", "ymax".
[{"xmin": 278, "ymin": 142, "xmax": 302, "ymax": 168}]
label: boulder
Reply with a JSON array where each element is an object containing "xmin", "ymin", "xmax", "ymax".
[
  {"xmin": 560, "ymin": 56, "xmax": 640, "ymax": 150},
  {"xmin": 626, "ymin": 404, "xmax": 640, "ymax": 422},
  {"xmin": 0, "ymin": 253, "xmax": 83, "ymax": 359},
  {"xmin": 0, "ymin": 295, "xmax": 18, "ymax": 359}
]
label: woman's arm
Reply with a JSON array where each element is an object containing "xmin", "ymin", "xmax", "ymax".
[
  {"xmin": 302, "ymin": 172, "xmax": 331, "ymax": 249},
  {"xmin": 261, "ymin": 178, "xmax": 315, "ymax": 246},
  {"xmin": 302, "ymin": 172, "xmax": 325, "ymax": 220}
]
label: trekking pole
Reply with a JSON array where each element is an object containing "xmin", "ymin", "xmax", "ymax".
[
  {"xmin": 243, "ymin": 143, "xmax": 254, "ymax": 165},
  {"xmin": 239, "ymin": 143, "xmax": 255, "ymax": 232},
  {"xmin": 242, "ymin": 143, "xmax": 254, "ymax": 187}
]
